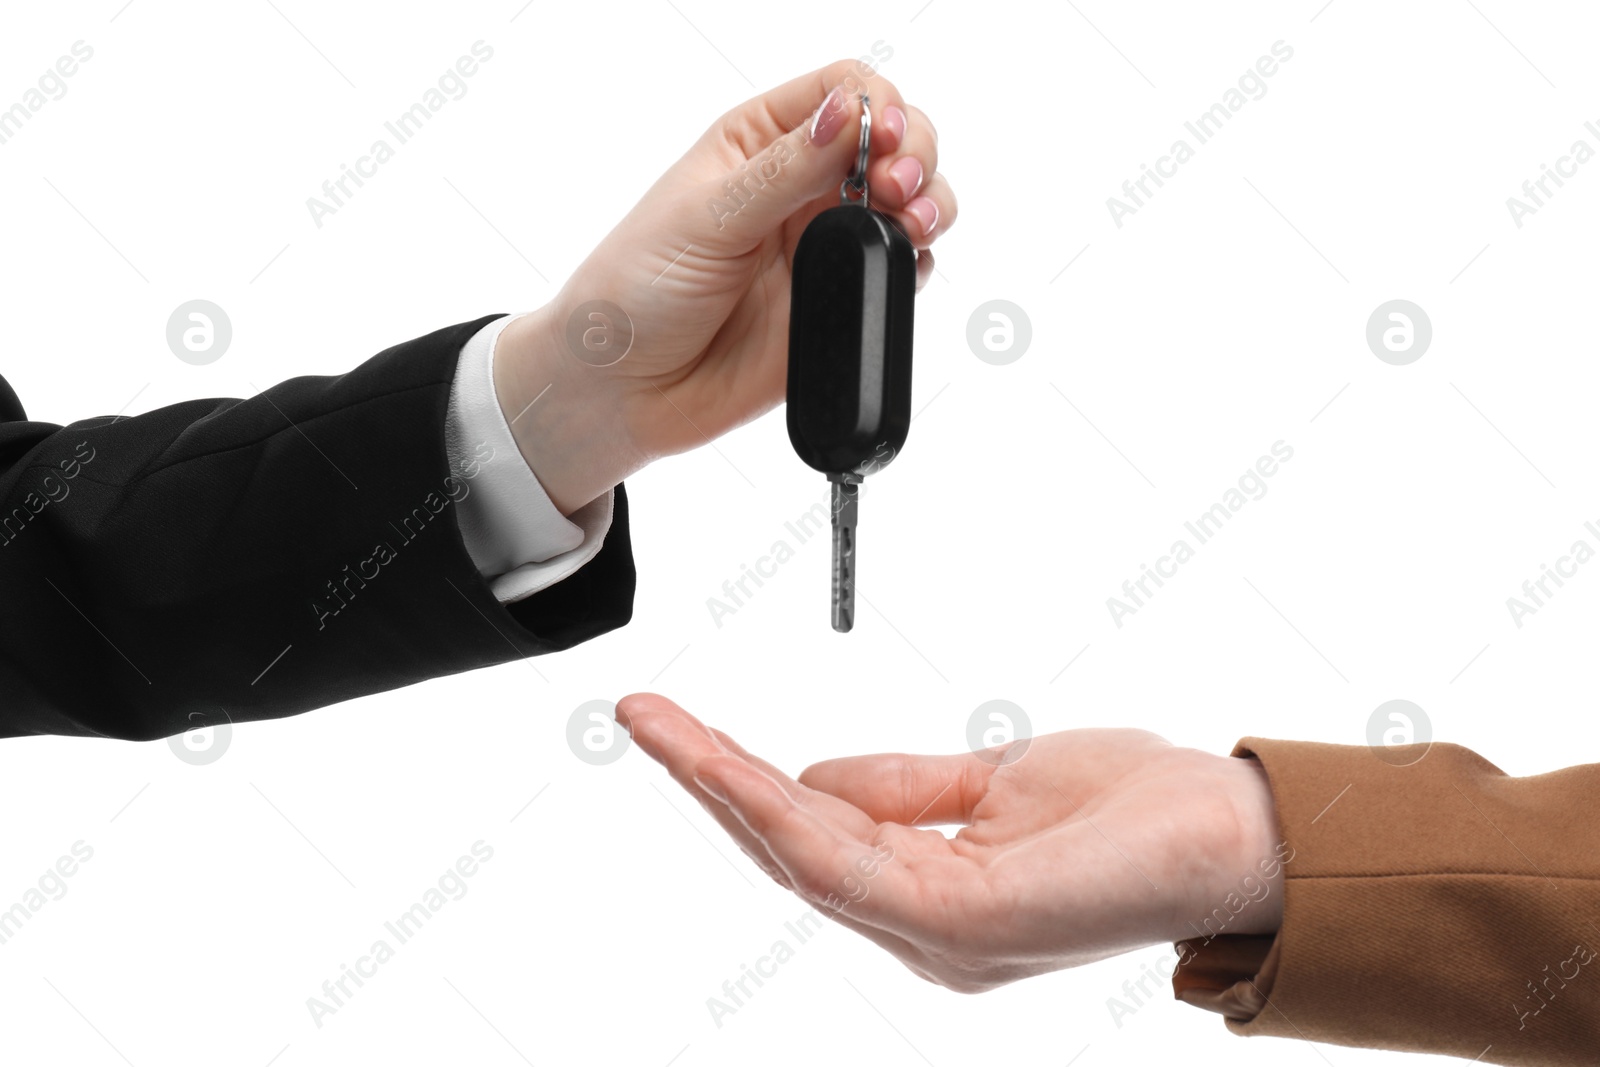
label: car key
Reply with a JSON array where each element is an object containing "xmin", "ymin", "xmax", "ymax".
[{"xmin": 786, "ymin": 93, "xmax": 916, "ymax": 633}]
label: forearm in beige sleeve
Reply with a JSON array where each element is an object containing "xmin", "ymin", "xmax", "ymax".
[{"xmin": 1172, "ymin": 738, "xmax": 1600, "ymax": 1066}]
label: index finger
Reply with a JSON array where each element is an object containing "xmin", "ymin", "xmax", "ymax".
[{"xmin": 695, "ymin": 753, "xmax": 939, "ymax": 941}]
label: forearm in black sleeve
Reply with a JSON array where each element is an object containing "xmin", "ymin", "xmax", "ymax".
[{"xmin": 0, "ymin": 314, "xmax": 635, "ymax": 741}]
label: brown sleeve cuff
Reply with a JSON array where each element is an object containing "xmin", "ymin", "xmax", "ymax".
[
  {"xmin": 1171, "ymin": 737, "xmax": 1600, "ymax": 1066},
  {"xmin": 1171, "ymin": 933, "xmax": 1277, "ymax": 1019}
]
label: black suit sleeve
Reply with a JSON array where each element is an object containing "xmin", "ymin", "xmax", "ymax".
[{"xmin": 0, "ymin": 314, "xmax": 635, "ymax": 741}]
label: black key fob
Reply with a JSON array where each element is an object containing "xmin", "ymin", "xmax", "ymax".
[
  {"xmin": 786, "ymin": 202, "xmax": 916, "ymax": 476},
  {"xmin": 785, "ymin": 91, "xmax": 918, "ymax": 633}
]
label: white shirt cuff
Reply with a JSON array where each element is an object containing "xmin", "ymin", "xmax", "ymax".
[{"xmin": 444, "ymin": 313, "xmax": 615, "ymax": 604}]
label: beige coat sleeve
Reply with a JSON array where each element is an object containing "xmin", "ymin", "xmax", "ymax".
[{"xmin": 1172, "ymin": 738, "xmax": 1600, "ymax": 1065}]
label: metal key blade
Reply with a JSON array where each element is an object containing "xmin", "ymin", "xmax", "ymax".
[{"xmin": 830, "ymin": 476, "xmax": 859, "ymax": 633}]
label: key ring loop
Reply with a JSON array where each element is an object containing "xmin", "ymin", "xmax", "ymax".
[{"xmin": 840, "ymin": 92, "xmax": 872, "ymax": 207}]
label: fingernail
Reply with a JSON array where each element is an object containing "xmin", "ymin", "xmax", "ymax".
[
  {"xmin": 614, "ymin": 709, "xmax": 633, "ymax": 736},
  {"xmin": 889, "ymin": 156, "xmax": 923, "ymax": 202},
  {"xmin": 694, "ymin": 773, "xmax": 729, "ymax": 804},
  {"xmin": 882, "ymin": 105, "xmax": 907, "ymax": 147},
  {"xmin": 906, "ymin": 195, "xmax": 939, "ymax": 237},
  {"xmin": 809, "ymin": 87, "xmax": 847, "ymax": 146}
]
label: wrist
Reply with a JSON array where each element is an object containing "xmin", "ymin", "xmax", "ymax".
[
  {"xmin": 1219, "ymin": 755, "xmax": 1286, "ymax": 937},
  {"xmin": 493, "ymin": 303, "xmax": 650, "ymax": 515},
  {"xmin": 1161, "ymin": 752, "xmax": 1286, "ymax": 947}
]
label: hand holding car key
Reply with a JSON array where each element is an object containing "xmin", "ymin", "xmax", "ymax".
[{"xmin": 786, "ymin": 93, "xmax": 918, "ymax": 633}]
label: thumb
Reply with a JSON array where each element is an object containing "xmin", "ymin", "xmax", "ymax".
[
  {"xmin": 699, "ymin": 83, "xmax": 863, "ymax": 247},
  {"xmin": 798, "ymin": 751, "xmax": 994, "ymax": 826}
]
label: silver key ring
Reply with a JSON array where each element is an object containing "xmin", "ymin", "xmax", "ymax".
[{"xmin": 840, "ymin": 92, "xmax": 872, "ymax": 207}]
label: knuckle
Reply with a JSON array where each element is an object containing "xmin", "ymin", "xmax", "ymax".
[{"xmin": 833, "ymin": 59, "xmax": 892, "ymax": 102}]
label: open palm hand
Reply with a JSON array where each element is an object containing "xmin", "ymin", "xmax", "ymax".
[{"xmin": 617, "ymin": 694, "xmax": 1282, "ymax": 994}]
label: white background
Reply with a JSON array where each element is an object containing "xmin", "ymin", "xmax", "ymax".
[{"xmin": 1, "ymin": 1, "xmax": 1597, "ymax": 1064}]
